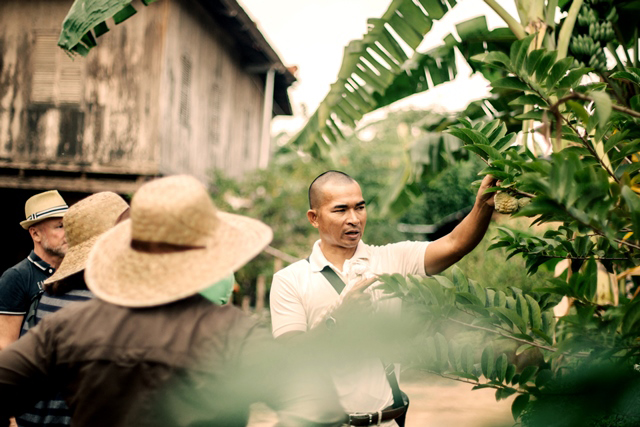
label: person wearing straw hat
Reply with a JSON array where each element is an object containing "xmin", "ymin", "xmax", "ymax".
[
  {"xmin": 0, "ymin": 190, "xmax": 69, "ymax": 352},
  {"xmin": 0, "ymin": 175, "xmax": 346, "ymax": 427},
  {"xmin": 9, "ymin": 191, "xmax": 129, "ymax": 427}
]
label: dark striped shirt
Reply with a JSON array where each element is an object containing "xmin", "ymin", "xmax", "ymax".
[{"xmin": 17, "ymin": 287, "xmax": 92, "ymax": 427}]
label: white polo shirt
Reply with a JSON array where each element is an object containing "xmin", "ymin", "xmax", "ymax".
[{"xmin": 270, "ymin": 239, "xmax": 430, "ymax": 418}]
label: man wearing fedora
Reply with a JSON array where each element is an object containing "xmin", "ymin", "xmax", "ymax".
[
  {"xmin": 0, "ymin": 190, "xmax": 69, "ymax": 352},
  {"xmin": 8, "ymin": 192, "xmax": 129, "ymax": 427},
  {"xmin": 0, "ymin": 175, "xmax": 346, "ymax": 427}
]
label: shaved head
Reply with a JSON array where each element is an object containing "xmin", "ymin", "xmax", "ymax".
[{"xmin": 308, "ymin": 171, "xmax": 357, "ymax": 209}]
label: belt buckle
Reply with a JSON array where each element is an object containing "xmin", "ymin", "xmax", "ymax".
[{"xmin": 348, "ymin": 412, "xmax": 374, "ymax": 426}]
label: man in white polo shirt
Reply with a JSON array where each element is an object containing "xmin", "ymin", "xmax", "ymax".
[{"xmin": 270, "ymin": 170, "xmax": 496, "ymax": 426}]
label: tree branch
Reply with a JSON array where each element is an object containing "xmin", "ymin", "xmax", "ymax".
[
  {"xmin": 552, "ymin": 92, "xmax": 640, "ymax": 119},
  {"xmin": 264, "ymin": 245, "xmax": 299, "ymax": 264}
]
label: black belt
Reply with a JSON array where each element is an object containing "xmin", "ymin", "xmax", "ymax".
[{"xmin": 348, "ymin": 401, "xmax": 408, "ymax": 426}]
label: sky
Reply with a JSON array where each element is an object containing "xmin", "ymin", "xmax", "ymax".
[{"xmin": 238, "ymin": 0, "xmax": 519, "ymax": 133}]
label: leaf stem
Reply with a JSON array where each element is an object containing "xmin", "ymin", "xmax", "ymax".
[
  {"xmin": 527, "ymin": 254, "xmax": 629, "ymax": 261},
  {"xmin": 556, "ymin": 0, "xmax": 583, "ymax": 59},
  {"xmin": 510, "ymin": 188, "xmax": 536, "ymax": 198},
  {"xmin": 448, "ymin": 317, "xmax": 557, "ymax": 352},
  {"xmin": 483, "ymin": 0, "xmax": 527, "ymax": 39},
  {"xmin": 424, "ymin": 369, "xmax": 525, "ymax": 394},
  {"xmin": 544, "ymin": 0, "xmax": 558, "ymax": 31}
]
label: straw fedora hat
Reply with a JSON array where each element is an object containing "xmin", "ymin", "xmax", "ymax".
[
  {"xmin": 85, "ymin": 175, "xmax": 273, "ymax": 307},
  {"xmin": 20, "ymin": 190, "xmax": 69, "ymax": 229},
  {"xmin": 44, "ymin": 192, "xmax": 129, "ymax": 285}
]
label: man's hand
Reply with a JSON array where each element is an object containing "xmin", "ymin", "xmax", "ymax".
[
  {"xmin": 332, "ymin": 276, "xmax": 378, "ymax": 320},
  {"xmin": 476, "ymin": 174, "xmax": 498, "ymax": 208},
  {"xmin": 344, "ymin": 276, "xmax": 377, "ymax": 302}
]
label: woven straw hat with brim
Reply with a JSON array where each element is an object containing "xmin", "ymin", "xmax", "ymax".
[
  {"xmin": 85, "ymin": 175, "xmax": 273, "ymax": 308},
  {"xmin": 44, "ymin": 192, "xmax": 129, "ymax": 286},
  {"xmin": 20, "ymin": 190, "xmax": 69, "ymax": 229}
]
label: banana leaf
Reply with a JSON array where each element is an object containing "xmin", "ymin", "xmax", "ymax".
[
  {"xmin": 58, "ymin": 0, "xmax": 157, "ymax": 56},
  {"xmin": 290, "ymin": 11, "xmax": 517, "ymax": 156}
]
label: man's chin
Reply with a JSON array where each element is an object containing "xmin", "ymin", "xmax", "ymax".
[
  {"xmin": 342, "ymin": 237, "xmax": 361, "ymax": 247},
  {"xmin": 45, "ymin": 248, "xmax": 67, "ymax": 258}
]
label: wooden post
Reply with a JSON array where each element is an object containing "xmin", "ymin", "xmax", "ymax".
[
  {"xmin": 256, "ymin": 275, "xmax": 266, "ymax": 314},
  {"xmin": 241, "ymin": 295, "xmax": 251, "ymax": 314},
  {"xmin": 274, "ymin": 258, "xmax": 283, "ymax": 273}
]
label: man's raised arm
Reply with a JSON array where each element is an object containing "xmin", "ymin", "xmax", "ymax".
[{"xmin": 423, "ymin": 175, "xmax": 496, "ymax": 275}]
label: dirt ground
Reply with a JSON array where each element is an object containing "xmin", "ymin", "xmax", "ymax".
[{"xmin": 247, "ymin": 370, "xmax": 515, "ymax": 427}]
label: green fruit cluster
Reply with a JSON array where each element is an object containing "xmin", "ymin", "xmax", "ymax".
[
  {"xmin": 589, "ymin": 21, "xmax": 614, "ymax": 43},
  {"xmin": 571, "ymin": 34, "xmax": 600, "ymax": 57},
  {"xmin": 577, "ymin": 6, "xmax": 598, "ymax": 27},
  {"xmin": 570, "ymin": 3, "xmax": 618, "ymax": 72},
  {"xmin": 588, "ymin": 50, "xmax": 608, "ymax": 70}
]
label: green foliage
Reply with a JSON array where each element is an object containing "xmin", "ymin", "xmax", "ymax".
[
  {"xmin": 377, "ymin": 7, "xmax": 640, "ymax": 427},
  {"xmin": 380, "ymin": 265, "xmax": 557, "ymax": 399},
  {"xmin": 399, "ymin": 157, "xmax": 481, "ymax": 226},
  {"xmin": 443, "ymin": 224, "xmax": 555, "ymax": 293}
]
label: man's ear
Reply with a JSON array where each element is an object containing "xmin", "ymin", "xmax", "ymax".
[
  {"xmin": 29, "ymin": 225, "xmax": 41, "ymax": 243},
  {"xmin": 307, "ymin": 209, "xmax": 319, "ymax": 228}
]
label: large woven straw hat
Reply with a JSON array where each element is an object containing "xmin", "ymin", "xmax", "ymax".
[
  {"xmin": 85, "ymin": 175, "xmax": 273, "ymax": 307},
  {"xmin": 20, "ymin": 190, "xmax": 69, "ymax": 229},
  {"xmin": 44, "ymin": 192, "xmax": 129, "ymax": 285}
]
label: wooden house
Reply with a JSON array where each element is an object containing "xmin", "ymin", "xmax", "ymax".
[{"xmin": 0, "ymin": 0, "xmax": 295, "ymax": 269}]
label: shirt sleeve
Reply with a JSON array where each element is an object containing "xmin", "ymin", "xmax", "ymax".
[
  {"xmin": 0, "ymin": 268, "xmax": 30, "ymax": 314},
  {"xmin": 381, "ymin": 240, "xmax": 430, "ymax": 276},
  {"xmin": 269, "ymin": 272, "xmax": 308, "ymax": 338},
  {"xmin": 0, "ymin": 318, "xmax": 57, "ymax": 421}
]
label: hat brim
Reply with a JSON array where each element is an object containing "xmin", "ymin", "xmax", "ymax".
[
  {"xmin": 44, "ymin": 234, "xmax": 100, "ymax": 285},
  {"xmin": 20, "ymin": 212, "xmax": 66, "ymax": 229},
  {"xmin": 85, "ymin": 212, "xmax": 273, "ymax": 307}
]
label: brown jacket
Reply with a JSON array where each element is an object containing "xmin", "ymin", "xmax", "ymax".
[{"xmin": 0, "ymin": 295, "xmax": 345, "ymax": 427}]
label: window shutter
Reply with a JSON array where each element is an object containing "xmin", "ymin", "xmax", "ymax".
[
  {"xmin": 31, "ymin": 30, "xmax": 83, "ymax": 105},
  {"xmin": 31, "ymin": 30, "xmax": 57, "ymax": 103}
]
